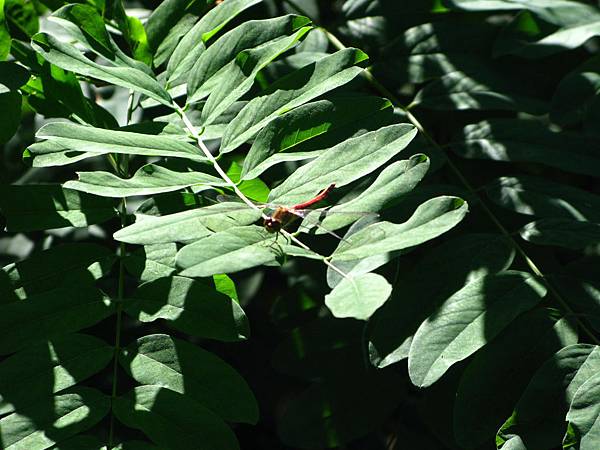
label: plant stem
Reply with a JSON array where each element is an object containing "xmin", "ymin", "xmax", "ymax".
[
  {"xmin": 317, "ymin": 27, "xmax": 599, "ymax": 344},
  {"xmin": 108, "ymin": 91, "xmax": 134, "ymax": 447}
]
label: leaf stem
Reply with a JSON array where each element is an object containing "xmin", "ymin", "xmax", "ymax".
[{"xmin": 318, "ymin": 27, "xmax": 599, "ymax": 344}]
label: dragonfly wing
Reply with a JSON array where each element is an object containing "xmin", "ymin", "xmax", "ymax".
[{"xmin": 296, "ymin": 208, "xmax": 379, "ymax": 234}]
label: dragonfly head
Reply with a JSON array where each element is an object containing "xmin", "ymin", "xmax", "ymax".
[{"xmin": 264, "ymin": 216, "xmax": 282, "ymax": 233}]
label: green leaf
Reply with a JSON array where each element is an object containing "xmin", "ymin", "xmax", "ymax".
[
  {"xmin": 124, "ymin": 243, "xmax": 177, "ymax": 282},
  {"xmin": 120, "ymin": 334, "xmax": 258, "ymax": 423},
  {"xmin": 153, "ymin": 13, "xmax": 198, "ymax": 68},
  {"xmin": 226, "ymin": 161, "xmax": 269, "ymax": 202},
  {"xmin": 30, "ymin": 122, "xmax": 207, "ymax": 163},
  {"xmin": 0, "ymin": 387, "xmax": 109, "ymax": 449},
  {"xmin": 113, "ymin": 385, "xmax": 240, "ymax": 450},
  {"xmin": 200, "ymin": 26, "xmax": 311, "ymax": 125},
  {"xmin": 565, "ymin": 370, "xmax": 600, "ymax": 450},
  {"xmin": 0, "ymin": 90, "xmax": 21, "ymax": 144},
  {"xmin": 408, "ymin": 270, "xmax": 547, "ymax": 388},
  {"xmin": 220, "ymin": 48, "xmax": 369, "ymax": 153},
  {"xmin": 242, "ymin": 95, "xmax": 394, "ymax": 180},
  {"xmin": 124, "ymin": 276, "xmax": 250, "ymax": 342},
  {"xmin": 50, "ymin": 434, "xmax": 106, "ymax": 449},
  {"xmin": 177, "ymin": 225, "xmax": 287, "ymax": 277},
  {"xmin": 324, "ymin": 272, "xmax": 391, "ymax": 320},
  {"xmin": 368, "ymin": 233, "xmax": 515, "ymax": 368},
  {"xmin": 551, "ymin": 68, "xmax": 600, "ymax": 127},
  {"xmin": 4, "ymin": 0, "xmax": 38, "ymax": 39},
  {"xmin": 144, "ymin": 0, "xmax": 208, "ymax": 53},
  {"xmin": 0, "ymin": 333, "xmax": 113, "ymax": 414},
  {"xmin": 454, "ymin": 309, "xmax": 577, "ymax": 448},
  {"xmin": 520, "ymin": 218, "xmax": 600, "ymax": 250},
  {"xmin": 0, "ymin": 283, "xmax": 114, "ymax": 354},
  {"xmin": 3, "ymin": 242, "xmax": 116, "ymax": 298},
  {"xmin": 31, "ymin": 32, "xmax": 172, "ymax": 106},
  {"xmin": 331, "ymin": 196, "xmax": 468, "ymax": 262},
  {"xmin": 498, "ymin": 344, "xmax": 600, "ymax": 449},
  {"xmin": 486, "ymin": 176, "xmax": 600, "ymax": 222},
  {"xmin": 51, "ymin": 4, "xmax": 150, "ymax": 73},
  {"xmin": 114, "ymin": 203, "xmax": 262, "ymax": 245},
  {"xmin": 269, "ymin": 123, "xmax": 417, "ymax": 206},
  {"xmin": 167, "ymin": 0, "xmax": 262, "ymax": 82},
  {"xmin": 186, "ymin": 14, "xmax": 311, "ymax": 100},
  {"xmin": 64, "ymin": 164, "xmax": 224, "ymax": 198},
  {"xmin": 0, "ymin": 184, "xmax": 119, "ymax": 232},
  {"xmin": 311, "ymin": 155, "xmax": 430, "ymax": 233},
  {"xmin": 452, "ymin": 119, "xmax": 600, "ymax": 178},
  {"xmin": 411, "ymin": 69, "xmax": 547, "ymax": 114},
  {"xmin": 0, "ymin": 0, "xmax": 10, "ymax": 60}
]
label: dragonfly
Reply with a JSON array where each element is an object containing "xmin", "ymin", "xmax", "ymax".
[{"xmin": 217, "ymin": 184, "xmax": 375, "ymax": 240}]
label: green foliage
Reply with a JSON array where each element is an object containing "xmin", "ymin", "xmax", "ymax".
[{"xmin": 1, "ymin": 0, "xmax": 600, "ymax": 449}]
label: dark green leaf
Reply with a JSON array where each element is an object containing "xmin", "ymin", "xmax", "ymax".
[
  {"xmin": 124, "ymin": 276, "xmax": 250, "ymax": 342},
  {"xmin": 368, "ymin": 233, "xmax": 515, "ymax": 368},
  {"xmin": 0, "ymin": 333, "xmax": 113, "ymax": 414},
  {"xmin": 0, "ymin": 184, "xmax": 118, "ymax": 232},
  {"xmin": 520, "ymin": 218, "xmax": 600, "ymax": 250},
  {"xmin": 0, "ymin": 283, "xmax": 114, "ymax": 354},
  {"xmin": 113, "ymin": 385, "xmax": 239, "ymax": 450},
  {"xmin": 120, "ymin": 334, "xmax": 258, "ymax": 423},
  {"xmin": 498, "ymin": 344, "xmax": 600, "ymax": 449},
  {"xmin": 408, "ymin": 271, "xmax": 547, "ymax": 387},
  {"xmin": 454, "ymin": 309, "xmax": 577, "ymax": 448},
  {"xmin": 452, "ymin": 119, "xmax": 600, "ymax": 178},
  {"xmin": 0, "ymin": 387, "xmax": 109, "ymax": 449},
  {"xmin": 486, "ymin": 176, "xmax": 600, "ymax": 222},
  {"xmin": 124, "ymin": 243, "xmax": 177, "ymax": 282}
]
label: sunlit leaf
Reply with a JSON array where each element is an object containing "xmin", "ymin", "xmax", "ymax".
[{"xmin": 324, "ymin": 272, "xmax": 391, "ymax": 320}]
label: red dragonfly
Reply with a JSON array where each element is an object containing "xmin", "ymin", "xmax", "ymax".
[{"xmin": 263, "ymin": 183, "xmax": 336, "ymax": 233}]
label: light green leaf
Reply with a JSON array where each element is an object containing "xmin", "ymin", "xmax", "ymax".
[
  {"xmin": 0, "ymin": 333, "xmax": 113, "ymax": 414},
  {"xmin": 124, "ymin": 243, "xmax": 177, "ymax": 282},
  {"xmin": 498, "ymin": 344, "xmax": 600, "ymax": 449},
  {"xmin": 324, "ymin": 273, "xmax": 391, "ymax": 320},
  {"xmin": 486, "ymin": 176, "xmax": 600, "ymax": 222},
  {"xmin": 120, "ymin": 334, "xmax": 258, "ymax": 423},
  {"xmin": 167, "ymin": 0, "xmax": 263, "ymax": 82},
  {"xmin": 30, "ymin": 122, "xmax": 206, "ymax": 162},
  {"xmin": 311, "ymin": 155, "xmax": 429, "ymax": 233},
  {"xmin": 187, "ymin": 15, "xmax": 311, "ymax": 100},
  {"xmin": 153, "ymin": 13, "xmax": 198, "ymax": 68},
  {"xmin": 408, "ymin": 270, "xmax": 547, "ymax": 388},
  {"xmin": 3, "ymin": 242, "xmax": 116, "ymax": 298},
  {"xmin": 452, "ymin": 119, "xmax": 600, "ymax": 178},
  {"xmin": 520, "ymin": 218, "xmax": 600, "ymax": 250},
  {"xmin": 412, "ymin": 69, "xmax": 547, "ymax": 113},
  {"xmin": 31, "ymin": 33, "xmax": 172, "ymax": 106},
  {"xmin": 454, "ymin": 309, "xmax": 577, "ymax": 448},
  {"xmin": 124, "ymin": 276, "xmax": 250, "ymax": 342},
  {"xmin": 201, "ymin": 26, "xmax": 311, "ymax": 125},
  {"xmin": 0, "ymin": 184, "xmax": 118, "ymax": 232},
  {"xmin": 242, "ymin": 95, "xmax": 394, "ymax": 180},
  {"xmin": 566, "ymin": 371, "xmax": 600, "ymax": 450},
  {"xmin": 177, "ymin": 225, "xmax": 284, "ymax": 277},
  {"xmin": 220, "ymin": 48, "xmax": 369, "ymax": 153},
  {"xmin": 114, "ymin": 203, "xmax": 262, "ymax": 245},
  {"xmin": 0, "ymin": 387, "xmax": 110, "ymax": 450},
  {"xmin": 113, "ymin": 385, "xmax": 239, "ymax": 450},
  {"xmin": 64, "ymin": 164, "xmax": 224, "ymax": 198},
  {"xmin": 226, "ymin": 161, "xmax": 269, "ymax": 202},
  {"xmin": 144, "ymin": 0, "xmax": 207, "ymax": 52},
  {"xmin": 368, "ymin": 233, "xmax": 515, "ymax": 368},
  {"xmin": 269, "ymin": 123, "xmax": 417, "ymax": 206},
  {"xmin": 0, "ymin": 284, "xmax": 114, "ymax": 355},
  {"xmin": 332, "ymin": 196, "xmax": 468, "ymax": 262}
]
